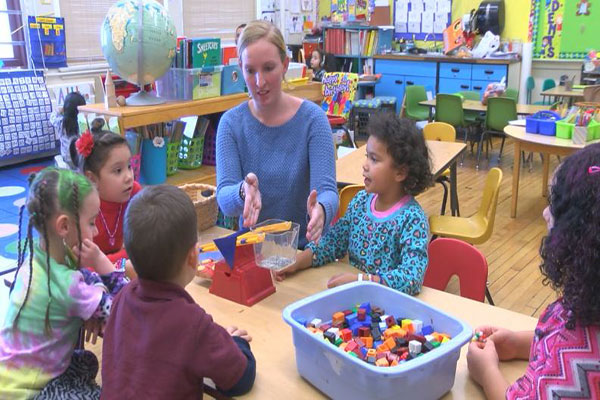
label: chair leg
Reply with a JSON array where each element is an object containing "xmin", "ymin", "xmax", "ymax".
[
  {"xmin": 476, "ymin": 131, "xmax": 487, "ymax": 169},
  {"xmin": 498, "ymin": 135, "xmax": 506, "ymax": 160},
  {"xmin": 485, "ymin": 285, "xmax": 495, "ymax": 306},
  {"xmin": 439, "ymin": 180, "xmax": 449, "ymax": 216}
]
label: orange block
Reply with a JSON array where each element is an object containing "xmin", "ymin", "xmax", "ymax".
[
  {"xmin": 361, "ymin": 336, "xmax": 373, "ymax": 348},
  {"xmin": 375, "ymin": 357, "xmax": 390, "ymax": 367},
  {"xmin": 376, "ymin": 343, "xmax": 388, "ymax": 352},
  {"xmin": 384, "ymin": 337, "xmax": 396, "ymax": 350},
  {"xmin": 332, "ymin": 311, "xmax": 345, "ymax": 325}
]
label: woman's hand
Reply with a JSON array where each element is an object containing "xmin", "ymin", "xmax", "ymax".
[
  {"xmin": 84, "ymin": 318, "xmax": 103, "ymax": 345},
  {"xmin": 306, "ymin": 190, "xmax": 325, "ymax": 243},
  {"xmin": 242, "ymin": 173, "xmax": 262, "ymax": 227},
  {"xmin": 227, "ymin": 326, "xmax": 252, "ymax": 342},
  {"xmin": 327, "ymin": 273, "xmax": 358, "ymax": 288}
]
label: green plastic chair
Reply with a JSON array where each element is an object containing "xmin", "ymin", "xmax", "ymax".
[
  {"xmin": 435, "ymin": 94, "xmax": 478, "ymax": 151},
  {"xmin": 526, "ymin": 76, "xmax": 535, "ymax": 104},
  {"xmin": 476, "ymin": 97, "xmax": 517, "ymax": 168},
  {"xmin": 534, "ymin": 78, "xmax": 556, "ymax": 105},
  {"xmin": 504, "ymin": 88, "xmax": 518, "ymax": 102},
  {"xmin": 458, "ymin": 90, "xmax": 484, "ymax": 124},
  {"xmin": 405, "ymin": 85, "xmax": 430, "ymax": 121}
]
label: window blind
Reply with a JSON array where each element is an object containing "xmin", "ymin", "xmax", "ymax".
[
  {"xmin": 182, "ymin": 1, "xmax": 255, "ymax": 43},
  {"xmin": 59, "ymin": 0, "xmax": 164, "ymax": 63}
]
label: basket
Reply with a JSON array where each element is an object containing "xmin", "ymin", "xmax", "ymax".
[
  {"xmin": 166, "ymin": 141, "xmax": 181, "ymax": 176},
  {"xmin": 178, "ymin": 136, "xmax": 205, "ymax": 170},
  {"xmin": 179, "ymin": 183, "xmax": 218, "ymax": 232},
  {"xmin": 525, "ymin": 110, "xmax": 561, "ymax": 136}
]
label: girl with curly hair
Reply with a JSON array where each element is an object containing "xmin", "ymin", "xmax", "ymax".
[
  {"xmin": 467, "ymin": 142, "xmax": 600, "ymax": 400},
  {"xmin": 276, "ymin": 113, "xmax": 432, "ymax": 295},
  {"xmin": 0, "ymin": 167, "xmax": 128, "ymax": 398}
]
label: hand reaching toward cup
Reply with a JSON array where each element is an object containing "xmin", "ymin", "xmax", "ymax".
[
  {"xmin": 242, "ymin": 173, "xmax": 262, "ymax": 227},
  {"xmin": 306, "ymin": 190, "xmax": 325, "ymax": 244}
]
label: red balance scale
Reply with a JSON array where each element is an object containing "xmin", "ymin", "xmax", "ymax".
[{"xmin": 202, "ymin": 223, "xmax": 292, "ymax": 306}]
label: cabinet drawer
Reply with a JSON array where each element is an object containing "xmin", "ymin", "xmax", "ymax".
[
  {"xmin": 471, "ymin": 80, "xmax": 489, "ymax": 98},
  {"xmin": 439, "ymin": 63, "xmax": 472, "ymax": 80},
  {"xmin": 375, "ymin": 59, "xmax": 437, "ymax": 77},
  {"xmin": 376, "ymin": 74, "xmax": 405, "ymax": 113},
  {"xmin": 471, "ymin": 64, "xmax": 507, "ymax": 82},
  {"xmin": 438, "ymin": 78, "xmax": 471, "ymax": 94}
]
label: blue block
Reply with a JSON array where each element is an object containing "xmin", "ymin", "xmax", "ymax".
[
  {"xmin": 374, "ymin": 340, "xmax": 383, "ymax": 348},
  {"xmin": 359, "ymin": 302, "xmax": 371, "ymax": 314},
  {"xmin": 350, "ymin": 323, "xmax": 361, "ymax": 336},
  {"xmin": 346, "ymin": 313, "xmax": 357, "ymax": 326},
  {"xmin": 360, "ymin": 347, "xmax": 368, "ymax": 358},
  {"xmin": 422, "ymin": 325, "xmax": 434, "ymax": 335},
  {"xmin": 296, "ymin": 317, "xmax": 307, "ymax": 327}
]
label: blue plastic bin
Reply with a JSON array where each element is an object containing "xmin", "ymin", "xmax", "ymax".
[
  {"xmin": 282, "ymin": 282, "xmax": 472, "ymax": 400},
  {"xmin": 525, "ymin": 110, "xmax": 560, "ymax": 136}
]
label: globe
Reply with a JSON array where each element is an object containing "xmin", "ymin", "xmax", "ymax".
[{"xmin": 100, "ymin": 0, "xmax": 177, "ymax": 105}]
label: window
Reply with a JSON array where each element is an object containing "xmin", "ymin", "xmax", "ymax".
[
  {"xmin": 0, "ymin": 0, "xmax": 26, "ymax": 67},
  {"xmin": 59, "ymin": 0, "xmax": 163, "ymax": 64},
  {"xmin": 182, "ymin": 1, "xmax": 256, "ymax": 43}
]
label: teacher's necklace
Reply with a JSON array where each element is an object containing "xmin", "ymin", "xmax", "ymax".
[{"xmin": 98, "ymin": 204, "xmax": 123, "ymax": 247}]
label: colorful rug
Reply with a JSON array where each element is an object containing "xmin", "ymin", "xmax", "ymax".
[{"xmin": 0, "ymin": 158, "xmax": 53, "ymax": 308}]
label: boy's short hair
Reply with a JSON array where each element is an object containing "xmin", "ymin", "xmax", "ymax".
[
  {"xmin": 367, "ymin": 113, "xmax": 433, "ymax": 196},
  {"xmin": 124, "ymin": 185, "xmax": 197, "ymax": 281}
]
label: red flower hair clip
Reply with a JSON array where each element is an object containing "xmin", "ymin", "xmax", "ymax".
[{"xmin": 76, "ymin": 130, "xmax": 94, "ymax": 158}]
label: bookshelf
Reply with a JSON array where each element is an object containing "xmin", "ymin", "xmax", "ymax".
[{"xmin": 323, "ymin": 25, "xmax": 392, "ymax": 75}]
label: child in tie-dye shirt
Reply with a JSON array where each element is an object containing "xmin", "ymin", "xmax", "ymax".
[
  {"xmin": 467, "ymin": 143, "xmax": 600, "ymax": 400},
  {"xmin": 276, "ymin": 114, "xmax": 432, "ymax": 295},
  {"xmin": 0, "ymin": 167, "xmax": 128, "ymax": 399}
]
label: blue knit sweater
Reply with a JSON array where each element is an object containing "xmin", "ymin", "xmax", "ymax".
[{"xmin": 216, "ymin": 100, "xmax": 339, "ymax": 247}]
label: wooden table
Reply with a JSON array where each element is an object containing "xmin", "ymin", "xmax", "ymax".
[
  {"xmin": 420, "ymin": 99, "xmax": 548, "ymax": 117},
  {"xmin": 336, "ymin": 141, "xmax": 467, "ymax": 215},
  {"xmin": 78, "ymin": 81, "xmax": 323, "ymax": 132},
  {"xmin": 183, "ymin": 230, "xmax": 538, "ymax": 399},
  {"xmin": 540, "ymin": 86, "xmax": 584, "ymax": 106},
  {"xmin": 504, "ymin": 125, "xmax": 600, "ymax": 217}
]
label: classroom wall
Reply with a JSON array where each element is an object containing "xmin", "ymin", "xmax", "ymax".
[{"xmin": 318, "ymin": 0, "xmax": 531, "ymax": 42}]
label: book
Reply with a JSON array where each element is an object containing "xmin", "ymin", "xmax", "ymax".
[{"xmin": 192, "ymin": 38, "xmax": 221, "ymax": 68}]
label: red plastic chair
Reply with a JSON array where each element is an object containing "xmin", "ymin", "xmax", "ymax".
[{"xmin": 423, "ymin": 238, "xmax": 494, "ymax": 304}]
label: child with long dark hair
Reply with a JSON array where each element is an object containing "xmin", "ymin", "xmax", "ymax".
[
  {"xmin": 0, "ymin": 167, "xmax": 128, "ymax": 398},
  {"xmin": 77, "ymin": 119, "xmax": 141, "ymax": 271},
  {"xmin": 50, "ymin": 92, "xmax": 86, "ymax": 170},
  {"xmin": 467, "ymin": 142, "xmax": 600, "ymax": 400}
]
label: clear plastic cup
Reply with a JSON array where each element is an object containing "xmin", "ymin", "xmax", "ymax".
[{"xmin": 252, "ymin": 219, "xmax": 300, "ymax": 270}]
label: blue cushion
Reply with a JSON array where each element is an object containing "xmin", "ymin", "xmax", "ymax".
[
  {"xmin": 374, "ymin": 96, "xmax": 396, "ymax": 105},
  {"xmin": 354, "ymin": 98, "xmax": 382, "ymax": 108}
]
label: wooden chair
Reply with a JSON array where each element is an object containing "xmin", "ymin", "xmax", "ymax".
[
  {"xmin": 429, "ymin": 168, "xmax": 502, "ymax": 245},
  {"xmin": 424, "ymin": 238, "xmax": 494, "ymax": 304},
  {"xmin": 338, "ymin": 184, "xmax": 364, "ymax": 218},
  {"xmin": 423, "ymin": 122, "xmax": 459, "ymax": 216}
]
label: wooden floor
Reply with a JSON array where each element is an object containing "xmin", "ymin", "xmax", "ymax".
[{"xmin": 415, "ymin": 136, "xmax": 558, "ymax": 318}]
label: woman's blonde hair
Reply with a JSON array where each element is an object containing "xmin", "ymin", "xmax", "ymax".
[{"xmin": 237, "ymin": 20, "xmax": 287, "ymax": 63}]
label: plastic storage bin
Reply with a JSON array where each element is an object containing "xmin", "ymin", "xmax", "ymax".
[
  {"xmin": 555, "ymin": 120, "xmax": 573, "ymax": 139},
  {"xmin": 178, "ymin": 136, "xmax": 205, "ymax": 170},
  {"xmin": 156, "ymin": 66, "xmax": 223, "ymax": 101},
  {"xmin": 221, "ymin": 65, "xmax": 246, "ymax": 95},
  {"xmin": 166, "ymin": 141, "xmax": 181, "ymax": 176},
  {"xmin": 525, "ymin": 110, "xmax": 560, "ymax": 136},
  {"xmin": 282, "ymin": 282, "xmax": 472, "ymax": 400}
]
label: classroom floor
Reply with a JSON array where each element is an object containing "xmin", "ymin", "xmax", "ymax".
[{"xmin": 0, "ymin": 137, "xmax": 557, "ymax": 319}]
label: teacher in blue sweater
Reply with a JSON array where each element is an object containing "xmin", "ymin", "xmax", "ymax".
[{"xmin": 216, "ymin": 20, "xmax": 338, "ymax": 248}]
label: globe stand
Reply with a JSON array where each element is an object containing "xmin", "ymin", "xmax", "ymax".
[{"xmin": 126, "ymin": 89, "xmax": 165, "ymax": 106}]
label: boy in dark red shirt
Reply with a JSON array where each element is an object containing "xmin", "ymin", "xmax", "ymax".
[{"xmin": 101, "ymin": 185, "xmax": 255, "ymax": 399}]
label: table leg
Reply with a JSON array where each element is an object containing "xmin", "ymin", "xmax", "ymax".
[
  {"xmin": 428, "ymin": 106, "xmax": 433, "ymax": 122},
  {"xmin": 511, "ymin": 141, "xmax": 522, "ymax": 218},
  {"xmin": 542, "ymin": 152, "xmax": 550, "ymax": 197},
  {"xmin": 450, "ymin": 160, "xmax": 459, "ymax": 216}
]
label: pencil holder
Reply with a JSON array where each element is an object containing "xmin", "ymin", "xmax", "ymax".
[
  {"xmin": 178, "ymin": 136, "xmax": 205, "ymax": 170},
  {"xmin": 140, "ymin": 138, "xmax": 167, "ymax": 185},
  {"xmin": 166, "ymin": 141, "xmax": 181, "ymax": 176},
  {"xmin": 130, "ymin": 154, "xmax": 141, "ymax": 182}
]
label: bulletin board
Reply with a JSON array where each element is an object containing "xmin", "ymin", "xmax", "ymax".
[
  {"xmin": 0, "ymin": 70, "xmax": 56, "ymax": 166},
  {"xmin": 531, "ymin": 0, "xmax": 597, "ymax": 59},
  {"xmin": 393, "ymin": 0, "xmax": 452, "ymax": 41}
]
